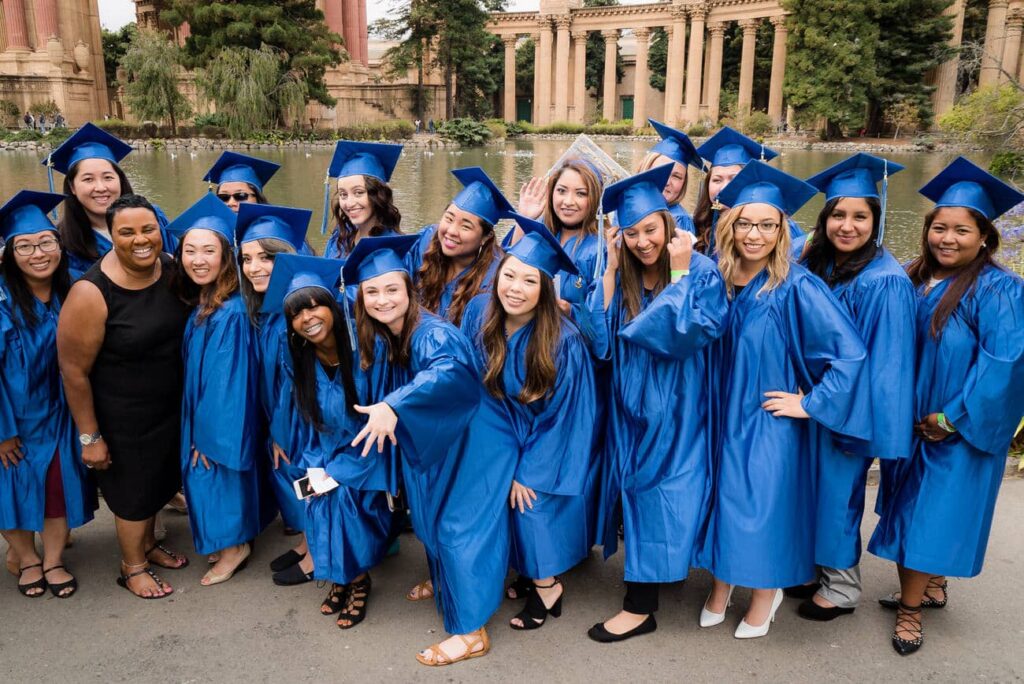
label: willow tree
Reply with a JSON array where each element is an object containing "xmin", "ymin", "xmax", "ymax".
[{"xmin": 119, "ymin": 28, "xmax": 192, "ymax": 136}]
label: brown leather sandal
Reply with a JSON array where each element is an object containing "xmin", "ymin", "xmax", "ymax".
[
  {"xmin": 416, "ymin": 628, "xmax": 490, "ymax": 666},
  {"xmin": 406, "ymin": 579, "xmax": 434, "ymax": 602}
]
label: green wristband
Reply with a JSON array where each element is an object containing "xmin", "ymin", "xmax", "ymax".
[
  {"xmin": 936, "ymin": 413, "xmax": 956, "ymax": 433},
  {"xmin": 670, "ymin": 269, "xmax": 689, "ymax": 280}
]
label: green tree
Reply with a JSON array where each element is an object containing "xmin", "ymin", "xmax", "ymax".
[
  {"xmin": 866, "ymin": 0, "xmax": 955, "ymax": 134},
  {"xmin": 648, "ymin": 27, "xmax": 667, "ymax": 92},
  {"xmin": 119, "ymin": 28, "xmax": 192, "ymax": 136},
  {"xmin": 197, "ymin": 46, "xmax": 308, "ymax": 137},
  {"xmin": 161, "ymin": 0, "xmax": 343, "ymax": 107},
  {"xmin": 585, "ymin": 0, "xmax": 625, "ymax": 104},
  {"xmin": 783, "ymin": 0, "xmax": 880, "ymax": 138},
  {"xmin": 102, "ymin": 23, "xmax": 137, "ymax": 88},
  {"xmin": 516, "ymin": 38, "xmax": 535, "ymax": 97}
]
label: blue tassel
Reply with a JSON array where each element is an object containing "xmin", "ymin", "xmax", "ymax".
[
  {"xmin": 45, "ymin": 155, "xmax": 59, "ymax": 221},
  {"xmin": 320, "ymin": 173, "xmax": 331, "ymax": 236},
  {"xmin": 877, "ymin": 160, "xmax": 889, "ymax": 247},
  {"xmin": 593, "ymin": 199, "xmax": 606, "ymax": 281},
  {"xmin": 338, "ymin": 268, "xmax": 357, "ymax": 351}
]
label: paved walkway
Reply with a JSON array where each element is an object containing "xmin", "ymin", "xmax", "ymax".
[{"xmin": 2, "ymin": 481, "xmax": 1021, "ymax": 682}]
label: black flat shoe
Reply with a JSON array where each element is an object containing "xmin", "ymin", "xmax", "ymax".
[
  {"xmin": 797, "ymin": 598, "xmax": 855, "ymax": 621},
  {"xmin": 272, "ymin": 562, "xmax": 313, "ymax": 586},
  {"xmin": 587, "ymin": 614, "xmax": 657, "ymax": 643},
  {"xmin": 43, "ymin": 565, "xmax": 78, "ymax": 598},
  {"xmin": 783, "ymin": 582, "xmax": 821, "ymax": 600},
  {"xmin": 269, "ymin": 549, "xmax": 305, "ymax": 573},
  {"xmin": 891, "ymin": 601, "xmax": 923, "ymax": 656},
  {"xmin": 17, "ymin": 563, "xmax": 46, "ymax": 598},
  {"xmin": 879, "ymin": 577, "xmax": 948, "ymax": 610}
]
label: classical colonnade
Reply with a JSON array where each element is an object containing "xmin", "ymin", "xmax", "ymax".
[{"xmin": 490, "ymin": 0, "xmax": 790, "ymax": 128}]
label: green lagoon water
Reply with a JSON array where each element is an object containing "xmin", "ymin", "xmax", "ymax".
[{"xmin": 0, "ymin": 140, "xmax": 975, "ymax": 262}]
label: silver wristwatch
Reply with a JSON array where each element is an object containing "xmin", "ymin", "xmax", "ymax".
[{"xmin": 79, "ymin": 432, "xmax": 103, "ymax": 446}]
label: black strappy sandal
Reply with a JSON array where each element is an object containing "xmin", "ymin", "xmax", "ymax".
[
  {"xmin": 892, "ymin": 601, "xmax": 924, "ymax": 655},
  {"xmin": 17, "ymin": 563, "xmax": 46, "ymax": 598},
  {"xmin": 321, "ymin": 582, "xmax": 347, "ymax": 616},
  {"xmin": 337, "ymin": 575, "xmax": 372, "ymax": 630},
  {"xmin": 506, "ymin": 574, "xmax": 534, "ymax": 600},
  {"xmin": 146, "ymin": 543, "xmax": 190, "ymax": 570},
  {"xmin": 43, "ymin": 565, "xmax": 78, "ymax": 598},
  {"xmin": 116, "ymin": 564, "xmax": 171, "ymax": 600},
  {"xmin": 510, "ymin": 578, "xmax": 563, "ymax": 630},
  {"xmin": 879, "ymin": 576, "xmax": 948, "ymax": 610}
]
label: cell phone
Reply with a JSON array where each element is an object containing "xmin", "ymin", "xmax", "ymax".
[{"xmin": 293, "ymin": 476, "xmax": 316, "ymax": 500}]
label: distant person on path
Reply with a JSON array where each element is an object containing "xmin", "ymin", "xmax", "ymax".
[
  {"xmin": 415, "ymin": 119, "xmax": 422, "ymax": 133},
  {"xmin": 428, "ymin": 119, "xmax": 435, "ymax": 135},
  {"xmin": 38, "ymin": 114, "xmax": 47, "ymax": 134},
  {"xmin": 23, "ymin": 112, "xmax": 33, "ymax": 130},
  {"xmin": 54, "ymin": 113, "xmax": 65, "ymax": 129}
]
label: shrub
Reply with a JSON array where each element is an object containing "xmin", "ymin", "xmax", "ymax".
[
  {"xmin": 199, "ymin": 125, "xmax": 228, "ymax": 139},
  {"xmin": 505, "ymin": 120, "xmax": 527, "ymax": 137},
  {"xmin": 686, "ymin": 123, "xmax": 709, "ymax": 137},
  {"xmin": 93, "ymin": 118, "xmax": 141, "ymax": 138},
  {"xmin": 587, "ymin": 122, "xmax": 633, "ymax": 136},
  {"xmin": 43, "ymin": 126, "xmax": 74, "ymax": 143},
  {"xmin": 939, "ymin": 85, "xmax": 1024, "ymax": 150},
  {"xmin": 738, "ymin": 111, "xmax": 774, "ymax": 139},
  {"xmin": 990, "ymin": 152, "xmax": 1024, "ymax": 182},
  {"xmin": 518, "ymin": 121, "xmax": 538, "ymax": 134},
  {"xmin": 193, "ymin": 112, "xmax": 229, "ymax": 128},
  {"xmin": 335, "ymin": 120, "xmax": 414, "ymax": 141},
  {"xmin": 5, "ymin": 129, "xmax": 42, "ymax": 142},
  {"xmin": 28, "ymin": 100, "xmax": 59, "ymax": 117},
  {"xmin": 539, "ymin": 122, "xmax": 586, "ymax": 134},
  {"xmin": 483, "ymin": 119, "xmax": 507, "ymax": 139},
  {"xmin": 438, "ymin": 118, "xmax": 492, "ymax": 146}
]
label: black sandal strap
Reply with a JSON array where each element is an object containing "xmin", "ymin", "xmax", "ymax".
[
  {"xmin": 43, "ymin": 565, "xmax": 67, "ymax": 574},
  {"xmin": 18, "ymin": 563, "xmax": 43, "ymax": 574}
]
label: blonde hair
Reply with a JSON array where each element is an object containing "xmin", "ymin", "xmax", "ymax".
[
  {"xmin": 716, "ymin": 204, "xmax": 791, "ymax": 298},
  {"xmin": 636, "ymin": 152, "xmax": 687, "ymax": 206}
]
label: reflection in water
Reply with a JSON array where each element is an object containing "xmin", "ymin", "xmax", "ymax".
[{"xmin": 0, "ymin": 141, "xmax": 977, "ymax": 262}]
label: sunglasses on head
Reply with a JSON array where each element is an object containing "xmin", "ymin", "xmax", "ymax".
[{"xmin": 216, "ymin": 191, "xmax": 253, "ymax": 203}]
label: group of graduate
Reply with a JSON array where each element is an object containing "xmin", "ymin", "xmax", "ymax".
[{"xmin": 1, "ymin": 117, "xmax": 1023, "ymax": 666}]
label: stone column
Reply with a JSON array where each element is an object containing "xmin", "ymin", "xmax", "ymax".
[
  {"xmin": 633, "ymin": 27, "xmax": 651, "ymax": 126},
  {"xmin": 572, "ymin": 30, "xmax": 588, "ymax": 124},
  {"xmin": 979, "ymin": 0, "xmax": 1010, "ymax": 87},
  {"xmin": 767, "ymin": 16, "xmax": 788, "ymax": 125},
  {"xmin": 701, "ymin": 33, "xmax": 713, "ymax": 105},
  {"xmin": 554, "ymin": 15, "xmax": 572, "ymax": 122},
  {"xmin": 1002, "ymin": 11, "xmax": 1024, "ymax": 81},
  {"xmin": 358, "ymin": 0, "xmax": 369, "ymax": 66},
  {"xmin": 503, "ymin": 35, "xmax": 518, "ymax": 122},
  {"xmin": 33, "ymin": 0, "xmax": 60, "ymax": 47},
  {"xmin": 931, "ymin": 0, "xmax": 967, "ymax": 119},
  {"xmin": 684, "ymin": 6, "xmax": 707, "ymax": 125},
  {"xmin": 324, "ymin": 0, "xmax": 344, "ymax": 41},
  {"xmin": 3, "ymin": 0, "xmax": 31, "ymax": 51},
  {"xmin": 533, "ymin": 33, "xmax": 542, "ymax": 123},
  {"xmin": 342, "ymin": 0, "xmax": 362, "ymax": 66},
  {"xmin": 538, "ymin": 18, "xmax": 554, "ymax": 126},
  {"xmin": 737, "ymin": 19, "xmax": 760, "ymax": 115},
  {"xmin": 706, "ymin": 22, "xmax": 726, "ymax": 123},
  {"xmin": 663, "ymin": 6, "xmax": 687, "ymax": 124},
  {"xmin": 602, "ymin": 29, "xmax": 620, "ymax": 121}
]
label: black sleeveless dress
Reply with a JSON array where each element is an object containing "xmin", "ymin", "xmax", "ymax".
[{"xmin": 81, "ymin": 255, "xmax": 191, "ymax": 520}]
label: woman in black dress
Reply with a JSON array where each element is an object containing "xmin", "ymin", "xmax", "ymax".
[{"xmin": 57, "ymin": 194, "xmax": 191, "ymax": 599}]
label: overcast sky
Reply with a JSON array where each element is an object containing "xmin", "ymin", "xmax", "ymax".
[{"xmin": 99, "ymin": 0, "xmax": 540, "ymax": 30}]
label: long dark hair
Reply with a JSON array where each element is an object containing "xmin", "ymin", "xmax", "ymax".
[
  {"xmin": 356, "ymin": 270, "xmax": 421, "ymax": 370},
  {"xmin": 416, "ymin": 208, "xmax": 500, "ymax": 326},
  {"xmin": 801, "ymin": 197, "xmax": 882, "ymax": 286},
  {"xmin": 618, "ymin": 210, "xmax": 673, "ymax": 321},
  {"xmin": 238, "ymin": 237, "xmax": 296, "ymax": 324},
  {"xmin": 58, "ymin": 160, "xmax": 134, "ymax": 261},
  {"xmin": 284, "ymin": 287, "xmax": 360, "ymax": 430},
  {"xmin": 693, "ymin": 171, "xmax": 715, "ymax": 253},
  {"xmin": 479, "ymin": 254, "xmax": 562, "ymax": 403},
  {"xmin": 906, "ymin": 206, "xmax": 1002, "ymax": 339},
  {"xmin": 543, "ymin": 159, "xmax": 602, "ymax": 237},
  {"xmin": 173, "ymin": 232, "xmax": 239, "ymax": 322},
  {"xmin": 329, "ymin": 176, "xmax": 402, "ymax": 256},
  {"xmin": 0, "ymin": 232, "xmax": 72, "ymax": 328}
]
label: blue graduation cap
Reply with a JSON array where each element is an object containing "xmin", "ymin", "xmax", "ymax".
[
  {"xmin": 715, "ymin": 160, "xmax": 817, "ymax": 217},
  {"xmin": 696, "ymin": 126, "xmax": 778, "ymax": 168},
  {"xmin": 505, "ymin": 212, "xmax": 579, "ymax": 278},
  {"xmin": 327, "ymin": 140, "xmax": 403, "ymax": 182},
  {"xmin": 41, "ymin": 122, "xmax": 133, "ymax": 176},
  {"xmin": 204, "ymin": 151, "xmax": 280, "ymax": 192},
  {"xmin": 919, "ymin": 156, "xmax": 1024, "ymax": 221},
  {"xmin": 341, "ymin": 234, "xmax": 419, "ymax": 286},
  {"xmin": 450, "ymin": 167, "xmax": 514, "ymax": 226},
  {"xmin": 260, "ymin": 253, "xmax": 344, "ymax": 314},
  {"xmin": 0, "ymin": 190, "xmax": 63, "ymax": 241},
  {"xmin": 601, "ymin": 163, "xmax": 674, "ymax": 228},
  {"xmin": 236, "ymin": 203, "xmax": 311, "ymax": 252},
  {"xmin": 806, "ymin": 153, "xmax": 906, "ymax": 246},
  {"xmin": 648, "ymin": 118, "xmax": 704, "ymax": 169},
  {"xmin": 164, "ymin": 192, "xmax": 238, "ymax": 246}
]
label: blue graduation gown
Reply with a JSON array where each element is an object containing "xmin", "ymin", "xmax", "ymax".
[
  {"xmin": 323, "ymin": 225, "xmax": 403, "ymax": 260},
  {"xmin": 700, "ymin": 265, "xmax": 872, "ymax": 589},
  {"xmin": 378, "ymin": 313, "xmax": 512, "ymax": 634},
  {"xmin": 810, "ymin": 250, "xmax": 916, "ymax": 570},
  {"xmin": 407, "ymin": 225, "xmax": 501, "ymax": 321},
  {"xmin": 254, "ymin": 312, "xmax": 307, "ymax": 531},
  {"xmin": 180, "ymin": 294, "xmax": 265, "ymax": 554},
  {"xmin": 299, "ymin": 360, "xmax": 393, "ymax": 586},
  {"xmin": 66, "ymin": 204, "xmax": 175, "ymax": 274},
  {"xmin": 460, "ymin": 295, "xmax": 597, "ymax": 579},
  {"xmin": 578, "ymin": 254, "xmax": 729, "ymax": 583},
  {"xmin": 868, "ymin": 266, "xmax": 1024, "ymax": 577},
  {"xmin": 669, "ymin": 203, "xmax": 696, "ymax": 234},
  {"xmin": 0, "ymin": 280, "xmax": 95, "ymax": 531}
]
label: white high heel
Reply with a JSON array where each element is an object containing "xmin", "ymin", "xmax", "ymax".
[
  {"xmin": 699, "ymin": 585, "xmax": 735, "ymax": 628},
  {"xmin": 734, "ymin": 589, "xmax": 784, "ymax": 639}
]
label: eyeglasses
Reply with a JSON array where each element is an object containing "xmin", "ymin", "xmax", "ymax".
[
  {"xmin": 12, "ymin": 237, "xmax": 60, "ymax": 256},
  {"xmin": 216, "ymin": 192, "xmax": 253, "ymax": 203},
  {"xmin": 733, "ymin": 219, "xmax": 781, "ymax": 235}
]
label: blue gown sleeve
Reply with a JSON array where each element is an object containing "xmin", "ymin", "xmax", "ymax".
[
  {"xmin": 855, "ymin": 274, "xmax": 917, "ymax": 459},
  {"xmin": 192, "ymin": 308, "xmax": 259, "ymax": 471},
  {"xmin": 941, "ymin": 272, "xmax": 1024, "ymax": 455},
  {"xmin": 383, "ymin": 321, "xmax": 481, "ymax": 471},
  {"xmin": 0, "ymin": 312, "xmax": 20, "ymax": 442},
  {"xmin": 405, "ymin": 225, "xmax": 435, "ymax": 277},
  {"xmin": 617, "ymin": 256, "xmax": 729, "ymax": 360},
  {"xmin": 514, "ymin": 332, "xmax": 597, "ymax": 496},
  {"xmin": 790, "ymin": 274, "xmax": 872, "ymax": 443},
  {"xmin": 578, "ymin": 275, "xmax": 618, "ymax": 361}
]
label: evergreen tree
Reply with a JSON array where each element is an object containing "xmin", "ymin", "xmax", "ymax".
[
  {"xmin": 516, "ymin": 38, "xmax": 535, "ymax": 97},
  {"xmin": 585, "ymin": 0, "xmax": 625, "ymax": 104},
  {"xmin": 161, "ymin": 0, "xmax": 343, "ymax": 106},
  {"xmin": 102, "ymin": 23, "xmax": 137, "ymax": 88},
  {"xmin": 648, "ymin": 27, "xmax": 667, "ymax": 92},
  {"xmin": 119, "ymin": 28, "xmax": 192, "ymax": 136},
  {"xmin": 783, "ymin": 0, "xmax": 880, "ymax": 137}
]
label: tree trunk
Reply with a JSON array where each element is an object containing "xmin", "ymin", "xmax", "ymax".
[
  {"xmin": 165, "ymin": 84, "xmax": 177, "ymax": 137},
  {"xmin": 444, "ymin": 48, "xmax": 454, "ymax": 120}
]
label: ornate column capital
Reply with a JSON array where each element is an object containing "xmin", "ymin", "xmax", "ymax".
[
  {"xmin": 501, "ymin": 34, "xmax": 518, "ymax": 47},
  {"xmin": 770, "ymin": 15, "xmax": 789, "ymax": 31},
  {"xmin": 990, "ymin": 0, "xmax": 1010, "ymax": 10},
  {"xmin": 740, "ymin": 18, "xmax": 762, "ymax": 34},
  {"xmin": 687, "ymin": 5, "xmax": 707, "ymax": 22},
  {"xmin": 602, "ymin": 29, "xmax": 621, "ymax": 42},
  {"xmin": 571, "ymin": 30, "xmax": 588, "ymax": 42},
  {"xmin": 1009, "ymin": 9, "xmax": 1024, "ymax": 27},
  {"xmin": 670, "ymin": 5, "xmax": 687, "ymax": 21},
  {"xmin": 554, "ymin": 15, "xmax": 573, "ymax": 31},
  {"xmin": 634, "ymin": 27, "xmax": 651, "ymax": 41},
  {"xmin": 538, "ymin": 14, "xmax": 555, "ymax": 30},
  {"xmin": 708, "ymin": 21, "xmax": 728, "ymax": 37}
]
